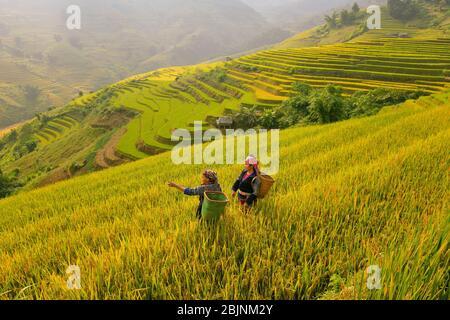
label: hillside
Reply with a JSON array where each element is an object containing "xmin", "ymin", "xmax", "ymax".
[
  {"xmin": 0, "ymin": 0, "xmax": 289, "ymax": 128},
  {"xmin": 0, "ymin": 91, "xmax": 449, "ymax": 299},
  {"xmin": 1, "ymin": 1, "xmax": 450, "ymax": 190}
]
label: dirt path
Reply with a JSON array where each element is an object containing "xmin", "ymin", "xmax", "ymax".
[{"xmin": 95, "ymin": 128, "xmax": 129, "ymax": 169}]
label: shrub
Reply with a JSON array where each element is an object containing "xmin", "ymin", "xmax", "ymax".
[
  {"xmin": 349, "ymin": 88, "xmax": 428, "ymax": 117},
  {"xmin": 0, "ymin": 169, "xmax": 18, "ymax": 199},
  {"xmin": 388, "ymin": 0, "xmax": 421, "ymax": 21},
  {"xmin": 307, "ymin": 85, "xmax": 348, "ymax": 124},
  {"xmin": 230, "ymin": 85, "xmax": 429, "ymax": 130},
  {"xmin": 4, "ymin": 130, "xmax": 18, "ymax": 143}
]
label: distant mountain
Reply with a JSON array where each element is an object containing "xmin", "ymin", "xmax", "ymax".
[
  {"xmin": 242, "ymin": 0, "xmax": 387, "ymax": 32},
  {"xmin": 0, "ymin": 0, "xmax": 290, "ymax": 128}
]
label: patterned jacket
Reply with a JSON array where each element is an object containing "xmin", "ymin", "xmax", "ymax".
[{"xmin": 232, "ymin": 170, "xmax": 261, "ymax": 206}]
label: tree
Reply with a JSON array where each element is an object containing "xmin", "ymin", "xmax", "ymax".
[
  {"xmin": 340, "ymin": 9, "xmax": 353, "ymax": 25},
  {"xmin": 349, "ymin": 88, "xmax": 427, "ymax": 117},
  {"xmin": 231, "ymin": 108, "xmax": 259, "ymax": 130},
  {"xmin": 307, "ymin": 85, "xmax": 348, "ymax": 124},
  {"xmin": 325, "ymin": 12, "xmax": 339, "ymax": 28},
  {"xmin": 259, "ymin": 108, "xmax": 290, "ymax": 129},
  {"xmin": 388, "ymin": 0, "xmax": 420, "ymax": 21},
  {"xmin": 4, "ymin": 130, "xmax": 18, "ymax": 144},
  {"xmin": 37, "ymin": 113, "xmax": 50, "ymax": 126},
  {"xmin": 292, "ymin": 82, "xmax": 312, "ymax": 95},
  {"xmin": 352, "ymin": 2, "xmax": 361, "ymax": 14},
  {"xmin": 281, "ymin": 94, "xmax": 310, "ymax": 121}
]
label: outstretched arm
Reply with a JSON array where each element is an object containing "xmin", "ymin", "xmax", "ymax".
[
  {"xmin": 168, "ymin": 182, "xmax": 206, "ymax": 196},
  {"xmin": 167, "ymin": 182, "xmax": 186, "ymax": 193}
]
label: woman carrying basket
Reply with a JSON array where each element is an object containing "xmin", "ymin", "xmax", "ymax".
[
  {"xmin": 168, "ymin": 170, "xmax": 222, "ymax": 219},
  {"xmin": 232, "ymin": 155, "xmax": 261, "ymax": 210}
]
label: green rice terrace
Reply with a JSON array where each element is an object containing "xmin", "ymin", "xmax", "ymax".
[{"xmin": 1, "ymin": 6, "xmax": 450, "ymax": 188}]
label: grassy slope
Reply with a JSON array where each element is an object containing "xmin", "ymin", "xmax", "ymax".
[
  {"xmin": 0, "ymin": 92, "xmax": 448, "ymax": 300},
  {"xmin": 276, "ymin": 24, "xmax": 362, "ymax": 49}
]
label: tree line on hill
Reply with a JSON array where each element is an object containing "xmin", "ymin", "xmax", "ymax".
[
  {"xmin": 324, "ymin": 3, "xmax": 364, "ymax": 29},
  {"xmin": 324, "ymin": 0, "xmax": 450, "ymax": 28},
  {"xmin": 388, "ymin": 0, "xmax": 450, "ymax": 21},
  {"xmin": 230, "ymin": 84, "xmax": 428, "ymax": 130}
]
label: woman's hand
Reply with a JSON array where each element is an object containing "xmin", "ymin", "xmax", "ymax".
[
  {"xmin": 232, "ymin": 191, "xmax": 237, "ymax": 198},
  {"xmin": 168, "ymin": 182, "xmax": 185, "ymax": 193}
]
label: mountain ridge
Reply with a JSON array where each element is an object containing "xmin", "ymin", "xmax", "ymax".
[{"xmin": 0, "ymin": 0, "xmax": 290, "ymax": 128}]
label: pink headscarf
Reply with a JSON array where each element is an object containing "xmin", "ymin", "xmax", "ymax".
[{"xmin": 245, "ymin": 155, "xmax": 259, "ymax": 173}]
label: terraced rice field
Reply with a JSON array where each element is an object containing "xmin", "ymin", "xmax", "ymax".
[
  {"xmin": 105, "ymin": 39, "xmax": 449, "ymax": 159},
  {"xmin": 106, "ymin": 68, "xmax": 252, "ymax": 159},
  {"xmin": 0, "ymin": 91, "xmax": 448, "ymax": 299},
  {"xmin": 230, "ymin": 37, "xmax": 450, "ymax": 95},
  {"xmin": 228, "ymin": 11, "xmax": 450, "ymax": 97},
  {"xmin": 61, "ymin": 14, "xmax": 450, "ymax": 161},
  {"xmin": 34, "ymin": 114, "xmax": 81, "ymax": 145}
]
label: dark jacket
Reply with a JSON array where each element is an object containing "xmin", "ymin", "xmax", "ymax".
[
  {"xmin": 184, "ymin": 183, "xmax": 222, "ymax": 219},
  {"xmin": 232, "ymin": 170, "xmax": 261, "ymax": 206}
]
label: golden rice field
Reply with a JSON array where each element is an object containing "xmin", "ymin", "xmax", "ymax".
[{"xmin": 0, "ymin": 91, "xmax": 449, "ymax": 300}]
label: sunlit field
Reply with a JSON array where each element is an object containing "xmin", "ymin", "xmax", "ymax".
[{"xmin": 0, "ymin": 92, "xmax": 448, "ymax": 300}]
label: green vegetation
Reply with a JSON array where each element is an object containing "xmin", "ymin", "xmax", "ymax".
[
  {"xmin": 0, "ymin": 91, "xmax": 448, "ymax": 299},
  {"xmin": 0, "ymin": 169, "xmax": 19, "ymax": 199},
  {"xmin": 388, "ymin": 0, "xmax": 422, "ymax": 21},
  {"xmin": 325, "ymin": 2, "xmax": 366, "ymax": 29},
  {"xmin": 230, "ymin": 84, "xmax": 428, "ymax": 129}
]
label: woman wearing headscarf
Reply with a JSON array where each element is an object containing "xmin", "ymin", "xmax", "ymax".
[
  {"xmin": 232, "ymin": 155, "xmax": 261, "ymax": 209},
  {"xmin": 168, "ymin": 169, "xmax": 222, "ymax": 219}
]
